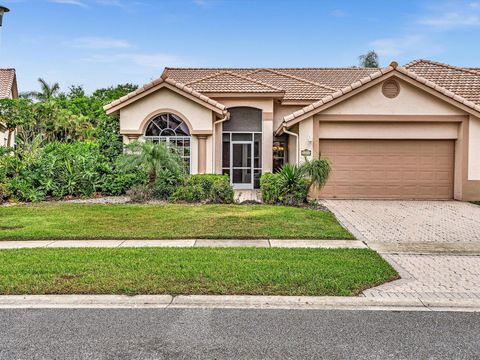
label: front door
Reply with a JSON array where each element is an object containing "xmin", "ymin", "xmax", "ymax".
[{"xmin": 231, "ymin": 141, "xmax": 253, "ymax": 189}]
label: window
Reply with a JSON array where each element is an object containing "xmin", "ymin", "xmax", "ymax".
[{"xmin": 144, "ymin": 113, "xmax": 191, "ymax": 171}]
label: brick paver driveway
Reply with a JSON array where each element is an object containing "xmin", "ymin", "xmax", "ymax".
[
  {"xmin": 323, "ymin": 200, "xmax": 480, "ymax": 244},
  {"xmin": 323, "ymin": 200, "xmax": 480, "ymax": 302}
]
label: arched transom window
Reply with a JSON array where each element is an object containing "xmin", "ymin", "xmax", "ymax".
[{"xmin": 144, "ymin": 113, "xmax": 191, "ymax": 171}]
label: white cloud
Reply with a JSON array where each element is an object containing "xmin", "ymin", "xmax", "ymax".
[
  {"xmin": 80, "ymin": 52, "xmax": 194, "ymax": 70},
  {"xmin": 419, "ymin": 12, "xmax": 480, "ymax": 29},
  {"xmin": 49, "ymin": 0, "xmax": 88, "ymax": 7},
  {"xmin": 330, "ymin": 9, "xmax": 349, "ymax": 18},
  {"xmin": 369, "ymin": 34, "xmax": 444, "ymax": 60},
  {"xmin": 68, "ymin": 37, "xmax": 132, "ymax": 49}
]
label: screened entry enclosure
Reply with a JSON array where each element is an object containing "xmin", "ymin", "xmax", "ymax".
[
  {"xmin": 144, "ymin": 113, "xmax": 192, "ymax": 172},
  {"xmin": 222, "ymin": 107, "xmax": 262, "ymax": 189}
]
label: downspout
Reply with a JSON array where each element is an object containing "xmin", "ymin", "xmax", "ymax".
[
  {"xmin": 282, "ymin": 126, "xmax": 299, "ymax": 165},
  {"xmin": 212, "ymin": 111, "xmax": 230, "ymax": 173}
]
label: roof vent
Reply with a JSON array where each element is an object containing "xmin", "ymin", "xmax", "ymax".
[{"xmin": 382, "ymin": 79, "xmax": 400, "ymax": 99}]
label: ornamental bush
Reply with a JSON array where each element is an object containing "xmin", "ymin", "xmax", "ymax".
[
  {"xmin": 0, "ymin": 141, "xmax": 146, "ymax": 203},
  {"xmin": 170, "ymin": 174, "xmax": 234, "ymax": 204},
  {"xmin": 260, "ymin": 168, "xmax": 308, "ymax": 206}
]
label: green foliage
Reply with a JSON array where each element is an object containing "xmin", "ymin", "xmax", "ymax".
[
  {"xmin": 260, "ymin": 166, "xmax": 309, "ymax": 206},
  {"xmin": 170, "ymin": 174, "xmax": 234, "ymax": 204},
  {"xmin": 0, "ymin": 98, "xmax": 35, "ymax": 147},
  {"xmin": 0, "ymin": 141, "xmax": 147, "ymax": 202},
  {"xmin": 120, "ymin": 141, "xmax": 185, "ymax": 191},
  {"xmin": 359, "ymin": 50, "xmax": 379, "ymax": 68},
  {"xmin": 261, "ymin": 157, "xmax": 332, "ymax": 206},
  {"xmin": 21, "ymin": 78, "xmax": 60, "ymax": 102},
  {"xmin": 260, "ymin": 172, "xmax": 281, "ymax": 204},
  {"xmin": 153, "ymin": 169, "xmax": 183, "ymax": 200},
  {"xmin": 301, "ymin": 157, "xmax": 331, "ymax": 190}
]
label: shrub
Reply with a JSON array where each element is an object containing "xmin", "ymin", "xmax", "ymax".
[
  {"xmin": 153, "ymin": 169, "xmax": 183, "ymax": 200},
  {"xmin": 260, "ymin": 172, "xmax": 281, "ymax": 204},
  {"xmin": 260, "ymin": 164, "xmax": 309, "ymax": 206},
  {"xmin": 127, "ymin": 184, "xmax": 152, "ymax": 203},
  {"xmin": 170, "ymin": 174, "xmax": 234, "ymax": 204}
]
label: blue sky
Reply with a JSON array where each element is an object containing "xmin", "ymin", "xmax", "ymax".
[{"xmin": 1, "ymin": 0, "xmax": 480, "ymax": 93}]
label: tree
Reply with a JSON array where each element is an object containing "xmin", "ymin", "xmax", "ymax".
[
  {"xmin": 120, "ymin": 141, "xmax": 184, "ymax": 191},
  {"xmin": 21, "ymin": 78, "xmax": 61, "ymax": 102},
  {"xmin": 359, "ymin": 50, "xmax": 379, "ymax": 68},
  {"xmin": 300, "ymin": 157, "xmax": 331, "ymax": 190},
  {"xmin": 0, "ymin": 98, "xmax": 34, "ymax": 147}
]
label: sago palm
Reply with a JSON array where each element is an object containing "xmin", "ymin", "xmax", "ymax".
[{"xmin": 122, "ymin": 141, "xmax": 184, "ymax": 191}]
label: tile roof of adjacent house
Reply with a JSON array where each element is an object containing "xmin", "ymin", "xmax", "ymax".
[
  {"xmin": 184, "ymin": 71, "xmax": 285, "ymax": 93},
  {"xmin": 0, "ymin": 69, "xmax": 17, "ymax": 98},
  {"xmin": 405, "ymin": 59, "xmax": 480, "ymax": 105},
  {"xmin": 278, "ymin": 61, "xmax": 480, "ymax": 132},
  {"xmin": 103, "ymin": 76, "xmax": 227, "ymax": 114}
]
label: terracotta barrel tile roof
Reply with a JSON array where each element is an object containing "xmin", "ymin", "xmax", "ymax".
[
  {"xmin": 103, "ymin": 76, "xmax": 227, "ymax": 114},
  {"xmin": 163, "ymin": 67, "xmax": 379, "ymax": 101},
  {"xmin": 184, "ymin": 71, "xmax": 284, "ymax": 93},
  {"xmin": 244, "ymin": 69, "xmax": 335, "ymax": 100},
  {"xmin": 405, "ymin": 60, "xmax": 480, "ymax": 106},
  {"xmin": 0, "ymin": 69, "xmax": 16, "ymax": 98}
]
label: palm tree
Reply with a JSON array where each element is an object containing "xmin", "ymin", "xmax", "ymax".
[
  {"xmin": 21, "ymin": 78, "xmax": 60, "ymax": 102},
  {"xmin": 300, "ymin": 157, "xmax": 331, "ymax": 190},
  {"xmin": 121, "ymin": 141, "xmax": 184, "ymax": 191}
]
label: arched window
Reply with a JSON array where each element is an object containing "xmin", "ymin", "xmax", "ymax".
[{"xmin": 144, "ymin": 113, "xmax": 191, "ymax": 171}]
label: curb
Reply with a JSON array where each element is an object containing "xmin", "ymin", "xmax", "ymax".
[
  {"xmin": 0, "ymin": 239, "xmax": 366, "ymax": 249},
  {"xmin": 0, "ymin": 295, "xmax": 479, "ymax": 312}
]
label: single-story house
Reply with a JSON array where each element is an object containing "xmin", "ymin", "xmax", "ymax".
[
  {"xmin": 104, "ymin": 60, "xmax": 480, "ymax": 201},
  {"xmin": 0, "ymin": 68, "xmax": 18, "ymax": 147}
]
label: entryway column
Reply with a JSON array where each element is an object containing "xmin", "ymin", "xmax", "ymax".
[
  {"xmin": 197, "ymin": 135, "xmax": 207, "ymax": 174},
  {"xmin": 125, "ymin": 134, "xmax": 141, "ymax": 144}
]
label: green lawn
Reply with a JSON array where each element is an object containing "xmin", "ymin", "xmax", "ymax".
[
  {"xmin": 0, "ymin": 248, "xmax": 397, "ymax": 296},
  {"xmin": 0, "ymin": 203, "xmax": 353, "ymax": 240}
]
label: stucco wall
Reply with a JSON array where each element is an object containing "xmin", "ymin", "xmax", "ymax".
[
  {"xmin": 273, "ymin": 103, "xmax": 304, "ymax": 130},
  {"xmin": 322, "ymin": 78, "xmax": 465, "ymax": 116},
  {"xmin": 318, "ymin": 122, "xmax": 459, "ymax": 139},
  {"xmin": 469, "ymin": 115, "xmax": 480, "ymax": 181},
  {"xmin": 119, "ymin": 87, "xmax": 214, "ymax": 134}
]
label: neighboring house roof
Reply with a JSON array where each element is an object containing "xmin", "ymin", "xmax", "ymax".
[
  {"xmin": 103, "ymin": 76, "xmax": 227, "ymax": 115},
  {"xmin": 184, "ymin": 71, "xmax": 285, "ymax": 94},
  {"xmin": 276, "ymin": 61, "xmax": 480, "ymax": 135},
  {"xmin": 0, "ymin": 68, "xmax": 17, "ymax": 98},
  {"xmin": 405, "ymin": 59, "xmax": 480, "ymax": 106}
]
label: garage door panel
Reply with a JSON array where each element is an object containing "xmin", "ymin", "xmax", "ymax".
[{"xmin": 319, "ymin": 140, "xmax": 454, "ymax": 199}]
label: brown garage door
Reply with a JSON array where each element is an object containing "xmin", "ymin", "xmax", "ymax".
[{"xmin": 318, "ymin": 139, "xmax": 454, "ymax": 199}]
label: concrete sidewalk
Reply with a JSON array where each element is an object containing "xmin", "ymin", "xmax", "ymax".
[
  {"xmin": 0, "ymin": 294, "xmax": 478, "ymax": 312},
  {"xmin": 0, "ymin": 239, "xmax": 366, "ymax": 249}
]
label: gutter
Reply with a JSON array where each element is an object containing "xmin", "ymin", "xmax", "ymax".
[
  {"xmin": 212, "ymin": 112, "xmax": 231, "ymax": 172},
  {"xmin": 282, "ymin": 126, "xmax": 299, "ymax": 164}
]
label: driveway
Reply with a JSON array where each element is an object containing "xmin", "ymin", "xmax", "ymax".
[
  {"xmin": 323, "ymin": 200, "xmax": 480, "ymax": 245},
  {"xmin": 323, "ymin": 200, "xmax": 480, "ymax": 301}
]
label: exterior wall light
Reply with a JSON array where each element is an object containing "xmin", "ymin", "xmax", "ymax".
[{"xmin": 0, "ymin": 5, "xmax": 10, "ymax": 27}]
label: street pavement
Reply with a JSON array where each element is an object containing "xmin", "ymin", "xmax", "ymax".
[{"xmin": 0, "ymin": 308, "xmax": 478, "ymax": 359}]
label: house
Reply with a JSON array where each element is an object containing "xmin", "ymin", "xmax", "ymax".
[
  {"xmin": 104, "ymin": 60, "xmax": 480, "ymax": 201},
  {"xmin": 0, "ymin": 68, "xmax": 18, "ymax": 147}
]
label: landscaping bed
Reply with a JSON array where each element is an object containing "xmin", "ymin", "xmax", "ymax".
[
  {"xmin": 0, "ymin": 203, "xmax": 353, "ymax": 240},
  {"xmin": 0, "ymin": 248, "xmax": 397, "ymax": 296}
]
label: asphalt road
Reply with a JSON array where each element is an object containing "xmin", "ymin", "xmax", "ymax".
[{"xmin": 0, "ymin": 309, "xmax": 478, "ymax": 359}]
